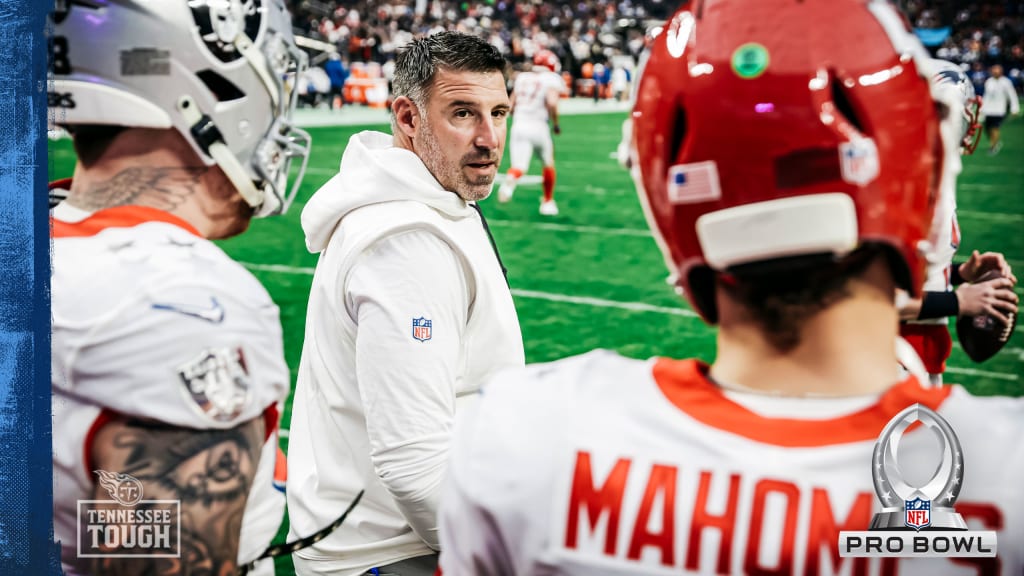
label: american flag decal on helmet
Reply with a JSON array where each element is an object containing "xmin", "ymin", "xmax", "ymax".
[{"xmin": 667, "ymin": 161, "xmax": 722, "ymax": 205}]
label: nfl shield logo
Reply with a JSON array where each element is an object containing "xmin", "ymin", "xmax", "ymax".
[
  {"xmin": 838, "ymin": 138, "xmax": 880, "ymax": 186},
  {"xmin": 905, "ymin": 497, "xmax": 931, "ymax": 530},
  {"xmin": 412, "ymin": 317, "xmax": 432, "ymax": 342}
]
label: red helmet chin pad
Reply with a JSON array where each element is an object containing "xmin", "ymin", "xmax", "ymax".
[{"xmin": 632, "ymin": 0, "xmax": 942, "ymax": 322}]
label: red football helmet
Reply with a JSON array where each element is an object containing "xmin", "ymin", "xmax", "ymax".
[
  {"xmin": 632, "ymin": 0, "xmax": 944, "ymax": 323},
  {"xmin": 533, "ymin": 49, "xmax": 561, "ymax": 73}
]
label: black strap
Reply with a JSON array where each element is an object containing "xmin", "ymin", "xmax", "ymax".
[
  {"xmin": 470, "ymin": 203, "xmax": 509, "ymax": 288},
  {"xmin": 917, "ymin": 290, "xmax": 959, "ymax": 321},
  {"xmin": 950, "ymin": 261, "xmax": 965, "ymax": 286},
  {"xmin": 236, "ymin": 489, "xmax": 364, "ymax": 576}
]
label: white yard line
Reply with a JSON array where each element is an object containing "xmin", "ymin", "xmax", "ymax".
[
  {"xmin": 245, "ymin": 262, "xmax": 317, "ymax": 275},
  {"xmin": 486, "ymin": 219, "xmax": 651, "ymax": 237},
  {"xmin": 957, "ymin": 183, "xmax": 1008, "ymax": 192},
  {"xmin": 957, "ymin": 210, "xmax": 1024, "ymax": 223},
  {"xmin": 240, "ymin": 262, "xmax": 692, "ymax": 316},
  {"xmin": 963, "ymin": 165, "xmax": 1024, "ymax": 175},
  {"xmin": 944, "ymin": 366, "xmax": 1020, "ymax": 381},
  {"xmin": 509, "ymin": 288, "xmax": 698, "ymax": 317},
  {"xmin": 245, "ymin": 262, "xmax": 1024, "ymax": 338}
]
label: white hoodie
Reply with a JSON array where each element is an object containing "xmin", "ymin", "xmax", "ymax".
[{"xmin": 287, "ymin": 131, "xmax": 525, "ymax": 575}]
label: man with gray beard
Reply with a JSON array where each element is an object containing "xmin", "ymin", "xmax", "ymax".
[{"xmin": 287, "ymin": 32, "xmax": 525, "ymax": 576}]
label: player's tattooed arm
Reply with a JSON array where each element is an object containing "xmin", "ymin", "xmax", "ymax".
[
  {"xmin": 88, "ymin": 415, "xmax": 265, "ymax": 575},
  {"xmin": 71, "ymin": 166, "xmax": 205, "ymax": 212}
]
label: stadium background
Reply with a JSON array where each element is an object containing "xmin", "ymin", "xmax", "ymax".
[{"xmin": 48, "ymin": 0, "xmax": 1024, "ymax": 573}]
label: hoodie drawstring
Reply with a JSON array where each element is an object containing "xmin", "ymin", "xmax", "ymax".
[{"xmin": 469, "ymin": 203, "xmax": 509, "ymax": 288}]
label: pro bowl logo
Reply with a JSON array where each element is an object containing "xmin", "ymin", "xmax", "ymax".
[
  {"xmin": 839, "ymin": 404, "xmax": 996, "ymax": 558},
  {"xmin": 78, "ymin": 470, "xmax": 181, "ymax": 559}
]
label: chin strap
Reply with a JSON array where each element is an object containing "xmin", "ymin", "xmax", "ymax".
[{"xmin": 176, "ymin": 95, "xmax": 266, "ymax": 211}]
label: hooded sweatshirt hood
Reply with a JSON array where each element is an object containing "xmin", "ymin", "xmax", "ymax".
[{"xmin": 302, "ymin": 130, "xmax": 476, "ymax": 252}]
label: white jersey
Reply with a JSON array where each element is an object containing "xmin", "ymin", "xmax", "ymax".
[
  {"xmin": 921, "ymin": 122, "xmax": 962, "ymax": 299},
  {"xmin": 287, "ymin": 131, "xmax": 525, "ymax": 575},
  {"xmin": 51, "ymin": 203, "xmax": 288, "ymax": 575},
  {"xmin": 441, "ymin": 351, "xmax": 1024, "ymax": 575},
  {"xmin": 512, "ymin": 69, "xmax": 564, "ymax": 125},
  {"xmin": 901, "ymin": 87, "xmax": 962, "ymax": 327},
  {"xmin": 980, "ymin": 76, "xmax": 1020, "ymax": 118}
]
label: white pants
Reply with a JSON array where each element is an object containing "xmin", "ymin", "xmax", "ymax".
[{"xmin": 508, "ymin": 119, "xmax": 553, "ymax": 172}]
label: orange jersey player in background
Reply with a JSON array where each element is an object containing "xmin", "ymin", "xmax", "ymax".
[{"xmin": 438, "ymin": 1, "xmax": 1024, "ymax": 575}]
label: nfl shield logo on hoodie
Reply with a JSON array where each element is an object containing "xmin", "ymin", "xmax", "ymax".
[{"xmin": 412, "ymin": 317, "xmax": 432, "ymax": 342}]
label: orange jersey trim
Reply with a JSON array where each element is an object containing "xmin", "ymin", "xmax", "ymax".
[
  {"xmin": 652, "ymin": 359, "xmax": 951, "ymax": 447},
  {"xmin": 52, "ymin": 205, "xmax": 201, "ymax": 238}
]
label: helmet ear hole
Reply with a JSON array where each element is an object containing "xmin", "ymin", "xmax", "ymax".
[
  {"xmin": 667, "ymin": 107, "xmax": 689, "ymax": 166},
  {"xmin": 831, "ymin": 75, "xmax": 868, "ymax": 135},
  {"xmin": 197, "ymin": 70, "xmax": 245, "ymax": 102}
]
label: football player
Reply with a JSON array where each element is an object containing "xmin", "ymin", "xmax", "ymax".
[
  {"xmin": 439, "ymin": 1, "xmax": 1024, "ymax": 574},
  {"xmin": 497, "ymin": 49, "xmax": 566, "ymax": 215},
  {"xmin": 49, "ymin": 1, "xmax": 309, "ymax": 574},
  {"xmin": 897, "ymin": 59, "xmax": 1018, "ymax": 385},
  {"xmin": 617, "ymin": 25, "xmax": 659, "ymax": 170}
]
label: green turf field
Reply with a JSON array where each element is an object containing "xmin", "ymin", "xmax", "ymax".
[{"xmin": 48, "ymin": 108, "xmax": 1024, "ymax": 573}]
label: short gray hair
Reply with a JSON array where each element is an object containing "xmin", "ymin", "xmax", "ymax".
[{"xmin": 392, "ymin": 31, "xmax": 507, "ymax": 113}]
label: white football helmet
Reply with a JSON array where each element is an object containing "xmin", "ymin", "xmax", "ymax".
[
  {"xmin": 928, "ymin": 58, "xmax": 983, "ymax": 155},
  {"xmin": 49, "ymin": 0, "xmax": 311, "ymax": 217}
]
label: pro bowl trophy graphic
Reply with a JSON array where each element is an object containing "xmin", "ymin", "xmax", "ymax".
[
  {"xmin": 869, "ymin": 403, "xmax": 966, "ymax": 531},
  {"xmin": 839, "ymin": 404, "xmax": 996, "ymax": 558}
]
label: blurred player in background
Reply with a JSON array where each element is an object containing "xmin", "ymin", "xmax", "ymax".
[
  {"xmin": 617, "ymin": 26, "xmax": 658, "ymax": 170},
  {"xmin": 439, "ymin": 1, "xmax": 1024, "ymax": 574},
  {"xmin": 898, "ymin": 59, "xmax": 1018, "ymax": 385},
  {"xmin": 287, "ymin": 31, "xmax": 524, "ymax": 576},
  {"xmin": 49, "ymin": 1, "xmax": 309, "ymax": 574},
  {"xmin": 497, "ymin": 49, "xmax": 566, "ymax": 215},
  {"xmin": 979, "ymin": 64, "xmax": 1021, "ymax": 155}
]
